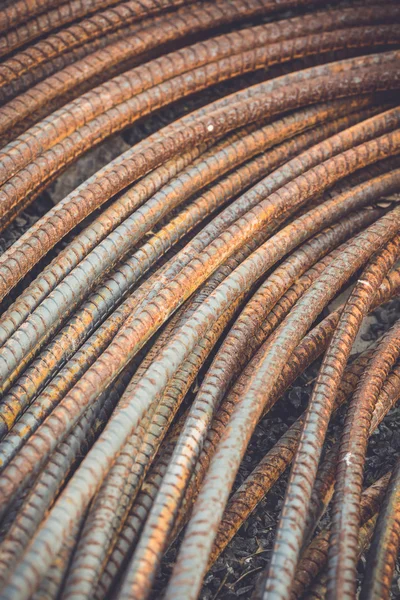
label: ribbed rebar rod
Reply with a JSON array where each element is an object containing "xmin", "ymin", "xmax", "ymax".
[
  {"xmin": 0, "ymin": 11, "xmax": 285, "ymax": 171},
  {"xmin": 327, "ymin": 317, "xmax": 400, "ymax": 599},
  {"xmin": 210, "ymin": 349, "xmax": 378, "ymax": 570},
  {"xmin": 161, "ymin": 170, "xmax": 400, "ymax": 454},
  {"xmin": 0, "ymin": 123, "xmax": 396, "ymax": 482},
  {"xmin": 162, "ymin": 257, "xmax": 400, "ymax": 550},
  {"xmin": 3, "ymin": 2, "xmax": 397, "ymax": 111},
  {"xmin": 0, "ymin": 363, "xmax": 134, "ymax": 585},
  {"xmin": 360, "ymin": 457, "xmax": 400, "ymax": 600},
  {"xmin": 295, "ymin": 338, "xmax": 400, "ymax": 565},
  {"xmin": 98, "ymin": 246, "xmax": 349, "ymax": 595},
  {"xmin": 94, "ymin": 432, "xmax": 178, "ymax": 600},
  {"xmin": 60, "ymin": 237, "xmax": 263, "ymax": 600},
  {"xmin": 0, "ymin": 5, "xmax": 399, "ymax": 598},
  {"xmin": 99, "ymin": 265, "xmax": 400, "ymax": 597},
  {"xmin": 0, "ymin": 142, "xmax": 208, "ymax": 344},
  {"xmin": 77, "ymin": 214, "xmax": 372, "ymax": 589},
  {"xmin": 0, "ymin": 258, "xmax": 173, "ymax": 467},
  {"xmin": 0, "ymin": 0, "xmax": 203, "ymax": 97},
  {"xmin": 0, "ymin": 98, "xmax": 374, "ymax": 356},
  {"xmin": 177, "ymin": 269, "xmax": 400, "ymax": 550},
  {"xmin": 0, "ymin": 17, "xmax": 148, "ymax": 112},
  {"xmin": 0, "ymin": 0, "xmax": 67, "ymax": 34},
  {"xmin": 291, "ymin": 357, "xmax": 400, "ymax": 599},
  {"xmin": 0, "ymin": 114, "xmax": 336, "ymax": 415},
  {"xmin": 0, "ymin": 1, "xmax": 368, "ymax": 148},
  {"xmin": 306, "ymin": 513, "xmax": 378, "ymax": 600},
  {"xmin": 31, "ymin": 522, "xmax": 82, "ymax": 600}
]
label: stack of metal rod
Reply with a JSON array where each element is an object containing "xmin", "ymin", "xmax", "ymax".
[{"xmin": 0, "ymin": 0, "xmax": 400, "ymax": 598}]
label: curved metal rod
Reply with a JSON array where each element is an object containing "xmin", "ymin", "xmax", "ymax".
[{"xmin": 359, "ymin": 457, "xmax": 400, "ymax": 600}]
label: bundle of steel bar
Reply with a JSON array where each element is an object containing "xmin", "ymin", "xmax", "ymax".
[{"xmin": 0, "ymin": 0, "xmax": 399, "ymax": 598}]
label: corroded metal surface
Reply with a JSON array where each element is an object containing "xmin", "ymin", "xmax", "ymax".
[{"xmin": 0, "ymin": 3, "xmax": 399, "ymax": 600}]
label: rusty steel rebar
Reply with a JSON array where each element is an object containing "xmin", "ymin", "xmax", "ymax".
[
  {"xmin": 0, "ymin": 363, "xmax": 135, "ymax": 585},
  {"xmin": 114, "ymin": 219, "xmax": 398, "ymax": 596},
  {"xmin": 359, "ymin": 458, "xmax": 400, "ymax": 600},
  {"xmin": 0, "ymin": 98, "xmax": 370, "ymax": 351},
  {"xmin": 0, "ymin": 154, "xmax": 396, "ymax": 600},
  {"xmin": 0, "ymin": 0, "xmax": 197, "ymax": 97},
  {"xmin": 290, "ymin": 472, "xmax": 391, "ymax": 600},
  {"xmin": 0, "ymin": 0, "xmax": 287, "ymax": 141},
  {"xmin": 305, "ymin": 513, "xmax": 379, "ymax": 600},
  {"xmin": 2, "ymin": 2, "xmax": 398, "ymax": 111},
  {"xmin": 290, "ymin": 358, "xmax": 400, "ymax": 599},
  {"xmin": 165, "ymin": 259, "xmax": 400, "ymax": 549},
  {"xmin": 0, "ymin": 3, "xmax": 400, "ymax": 599},
  {"xmin": 0, "ymin": 145, "xmax": 400, "ymax": 600},
  {"xmin": 2, "ymin": 10, "xmax": 397, "ymax": 177},
  {"xmin": 96, "ymin": 244, "xmax": 365, "ymax": 596},
  {"xmin": 0, "ymin": 100, "xmax": 371, "ymax": 355},
  {"xmin": 209, "ymin": 347, "xmax": 380, "ymax": 571},
  {"xmin": 2, "ymin": 123, "xmax": 396, "ymax": 482},
  {"xmin": 96, "ymin": 262, "xmax": 400, "ymax": 598},
  {"xmin": 0, "ymin": 0, "xmax": 67, "ymax": 34},
  {"xmin": 153, "ymin": 171, "xmax": 399, "ymax": 463},
  {"xmin": 300, "ymin": 333, "xmax": 400, "ymax": 554},
  {"xmin": 59, "ymin": 239, "xmax": 260, "ymax": 600}
]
